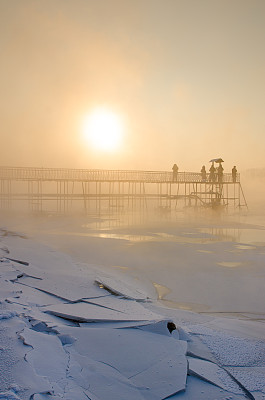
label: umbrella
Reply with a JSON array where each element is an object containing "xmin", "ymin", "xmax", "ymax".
[{"xmin": 209, "ymin": 158, "xmax": 224, "ymax": 163}]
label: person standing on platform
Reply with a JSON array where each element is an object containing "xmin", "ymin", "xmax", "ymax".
[
  {"xmin": 209, "ymin": 164, "xmax": 216, "ymax": 182},
  {"xmin": 172, "ymin": 164, "xmax": 179, "ymax": 182},
  {"xmin": 217, "ymin": 163, "xmax": 224, "ymax": 183},
  {"xmin": 201, "ymin": 165, "xmax": 207, "ymax": 182},
  {"xmin": 232, "ymin": 166, "xmax": 237, "ymax": 183}
]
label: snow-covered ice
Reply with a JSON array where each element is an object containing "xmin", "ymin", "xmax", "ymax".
[{"xmin": 0, "ymin": 215, "xmax": 265, "ymax": 400}]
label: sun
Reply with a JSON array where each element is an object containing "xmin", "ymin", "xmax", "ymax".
[{"xmin": 82, "ymin": 108, "xmax": 123, "ymax": 152}]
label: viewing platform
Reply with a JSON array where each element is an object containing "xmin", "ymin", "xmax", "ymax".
[
  {"xmin": 0, "ymin": 166, "xmax": 247, "ymax": 213},
  {"xmin": 0, "ymin": 166, "xmax": 239, "ymax": 183}
]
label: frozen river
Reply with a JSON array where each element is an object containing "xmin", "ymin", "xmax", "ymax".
[{"xmin": 4, "ymin": 209, "xmax": 265, "ymax": 318}]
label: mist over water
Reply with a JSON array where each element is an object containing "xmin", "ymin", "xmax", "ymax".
[{"xmin": 2, "ymin": 182, "xmax": 265, "ymax": 319}]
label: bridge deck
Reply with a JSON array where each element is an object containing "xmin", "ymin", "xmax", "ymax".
[{"xmin": 0, "ymin": 166, "xmax": 238, "ymax": 183}]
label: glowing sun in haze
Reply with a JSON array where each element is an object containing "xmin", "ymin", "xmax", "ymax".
[{"xmin": 82, "ymin": 108, "xmax": 123, "ymax": 152}]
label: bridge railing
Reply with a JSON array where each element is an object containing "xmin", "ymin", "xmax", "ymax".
[{"xmin": 0, "ymin": 166, "xmax": 239, "ymax": 183}]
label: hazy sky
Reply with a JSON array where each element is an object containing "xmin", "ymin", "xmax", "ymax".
[{"xmin": 0, "ymin": 0, "xmax": 264, "ymax": 172}]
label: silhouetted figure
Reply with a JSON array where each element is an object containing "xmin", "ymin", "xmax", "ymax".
[
  {"xmin": 172, "ymin": 164, "xmax": 179, "ymax": 182},
  {"xmin": 232, "ymin": 166, "xmax": 237, "ymax": 183},
  {"xmin": 217, "ymin": 163, "xmax": 224, "ymax": 183},
  {"xmin": 209, "ymin": 164, "xmax": 216, "ymax": 182},
  {"xmin": 201, "ymin": 165, "xmax": 207, "ymax": 182},
  {"xmin": 167, "ymin": 321, "xmax": 176, "ymax": 334}
]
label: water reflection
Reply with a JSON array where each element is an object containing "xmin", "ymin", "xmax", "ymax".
[
  {"xmin": 236, "ymin": 245, "xmax": 256, "ymax": 250},
  {"xmin": 200, "ymin": 227, "xmax": 265, "ymax": 246},
  {"xmin": 111, "ymin": 265, "xmax": 129, "ymax": 271},
  {"xmin": 48, "ymin": 225, "xmax": 265, "ymax": 247},
  {"xmin": 51, "ymin": 230, "xmax": 223, "ymax": 244},
  {"xmin": 217, "ymin": 261, "xmax": 243, "ymax": 268},
  {"xmin": 89, "ymin": 233, "xmax": 156, "ymax": 242}
]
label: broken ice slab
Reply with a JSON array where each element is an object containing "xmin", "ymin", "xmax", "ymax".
[
  {"xmin": 15, "ymin": 273, "xmax": 106, "ymax": 302},
  {"xmin": 67, "ymin": 351, "xmax": 147, "ymax": 400},
  {"xmin": 19, "ymin": 328, "xmax": 69, "ymax": 392},
  {"xmin": 79, "ymin": 320, "xmax": 166, "ymax": 330},
  {"xmin": 9, "ymin": 273, "xmax": 82, "ymax": 309},
  {"xmin": 130, "ymin": 356, "xmax": 187, "ymax": 400},
  {"xmin": 12, "ymin": 357, "xmax": 53, "ymax": 400},
  {"xmin": 226, "ymin": 366, "xmax": 265, "ymax": 394},
  {"xmin": 59, "ymin": 325, "xmax": 188, "ymax": 399},
  {"xmin": 19, "ymin": 328, "xmax": 97, "ymax": 400},
  {"xmin": 95, "ymin": 273, "xmax": 156, "ymax": 300},
  {"xmin": 44, "ymin": 299, "xmax": 163, "ymax": 322},
  {"xmin": 187, "ymin": 357, "xmax": 244, "ymax": 394},
  {"xmin": 0, "ymin": 316, "xmax": 52, "ymax": 400},
  {"xmin": 79, "ymin": 320, "xmax": 186, "ymax": 340},
  {"xmin": 24, "ymin": 307, "xmax": 80, "ymax": 328},
  {"xmin": 82, "ymin": 295, "xmax": 163, "ymax": 316},
  {"xmin": 5, "ymin": 282, "xmax": 66, "ymax": 308},
  {"xmin": 169, "ymin": 375, "xmax": 248, "ymax": 400}
]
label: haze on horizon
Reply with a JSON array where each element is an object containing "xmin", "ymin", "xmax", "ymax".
[{"xmin": 0, "ymin": 0, "xmax": 265, "ymax": 174}]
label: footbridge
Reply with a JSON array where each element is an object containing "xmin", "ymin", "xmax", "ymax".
[{"xmin": 0, "ymin": 166, "xmax": 247, "ymax": 214}]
